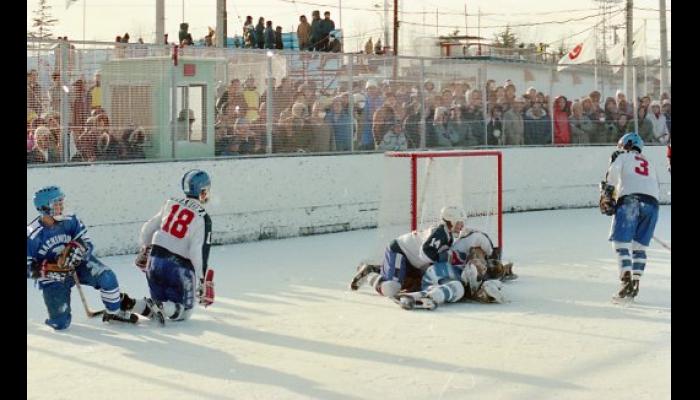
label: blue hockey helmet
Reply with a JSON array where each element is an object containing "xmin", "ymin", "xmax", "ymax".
[
  {"xmin": 181, "ymin": 169, "xmax": 211, "ymax": 200},
  {"xmin": 617, "ymin": 132, "xmax": 644, "ymax": 153},
  {"xmin": 33, "ymin": 185, "xmax": 65, "ymax": 217}
]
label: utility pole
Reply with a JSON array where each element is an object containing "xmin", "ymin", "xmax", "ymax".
[
  {"xmin": 384, "ymin": 0, "xmax": 390, "ymax": 52},
  {"xmin": 216, "ymin": 0, "xmax": 226, "ymax": 47},
  {"xmin": 625, "ymin": 0, "xmax": 633, "ymax": 96},
  {"xmin": 659, "ymin": 0, "xmax": 669, "ymax": 96},
  {"xmin": 156, "ymin": 0, "xmax": 164, "ymax": 44},
  {"xmin": 393, "ymin": 0, "xmax": 399, "ymax": 56}
]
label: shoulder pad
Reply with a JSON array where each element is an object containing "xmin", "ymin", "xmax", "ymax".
[
  {"xmin": 27, "ymin": 218, "xmax": 41, "ymax": 238},
  {"xmin": 609, "ymin": 150, "xmax": 624, "ymax": 164}
]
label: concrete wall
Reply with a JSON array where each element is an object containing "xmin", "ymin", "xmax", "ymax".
[{"xmin": 27, "ymin": 147, "xmax": 671, "ymax": 256}]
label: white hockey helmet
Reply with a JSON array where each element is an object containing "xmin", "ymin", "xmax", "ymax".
[{"xmin": 440, "ymin": 206, "xmax": 466, "ymax": 226}]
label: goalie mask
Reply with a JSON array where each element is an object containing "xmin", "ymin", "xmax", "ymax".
[
  {"xmin": 182, "ymin": 169, "xmax": 211, "ymax": 203},
  {"xmin": 34, "ymin": 185, "xmax": 66, "ymax": 220}
]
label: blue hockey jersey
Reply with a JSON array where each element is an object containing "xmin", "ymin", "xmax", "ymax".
[{"xmin": 26, "ymin": 214, "xmax": 94, "ymax": 285}]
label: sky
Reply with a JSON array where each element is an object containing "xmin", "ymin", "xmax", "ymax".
[{"xmin": 27, "ymin": 0, "xmax": 670, "ymax": 57}]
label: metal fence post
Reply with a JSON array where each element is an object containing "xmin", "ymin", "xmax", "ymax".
[
  {"xmin": 59, "ymin": 41, "xmax": 70, "ymax": 163},
  {"xmin": 348, "ymin": 54, "xmax": 354, "ymax": 152},
  {"xmin": 266, "ymin": 52, "xmax": 273, "ymax": 154},
  {"xmin": 419, "ymin": 58, "xmax": 426, "ymax": 149}
]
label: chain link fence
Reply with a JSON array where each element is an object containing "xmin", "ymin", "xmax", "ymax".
[{"xmin": 27, "ymin": 38, "xmax": 671, "ymax": 165}]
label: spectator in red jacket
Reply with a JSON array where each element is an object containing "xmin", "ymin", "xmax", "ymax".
[{"xmin": 553, "ymin": 95, "xmax": 571, "ymax": 144}]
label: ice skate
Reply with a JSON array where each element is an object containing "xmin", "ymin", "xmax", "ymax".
[{"xmin": 350, "ymin": 263, "xmax": 380, "ymax": 290}]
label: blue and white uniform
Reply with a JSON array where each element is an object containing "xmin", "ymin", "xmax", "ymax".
[
  {"xmin": 376, "ymin": 224, "xmax": 454, "ymax": 298},
  {"xmin": 27, "ymin": 214, "xmax": 123, "ymax": 330},
  {"xmin": 139, "ymin": 197, "xmax": 212, "ymax": 321},
  {"xmin": 605, "ymin": 138, "xmax": 660, "ymax": 284}
]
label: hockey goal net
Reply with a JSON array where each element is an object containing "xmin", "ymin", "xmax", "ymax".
[{"xmin": 375, "ymin": 150, "xmax": 503, "ymax": 256}]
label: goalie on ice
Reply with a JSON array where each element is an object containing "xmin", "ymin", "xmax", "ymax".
[{"xmin": 27, "ymin": 186, "xmax": 138, "ymax": 329}]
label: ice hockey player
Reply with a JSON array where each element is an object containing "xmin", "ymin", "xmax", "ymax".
[
  {"xmin": 350, "ymin": 206, "xmax": 465, "ymax": 303},
  {"xmin": 123, "ymin": 169, "xmax": 215, "ymax": 324},
  {"xmin": 27, "ymin": 186, "xmax": 137, "ymax": 330},
  {"xmin": 396, "ymin": 229, "xmax": 510, "ymax": 310},
  {"xmin": 599, "ymin": 132, "xmax": 660, "ymax": 302}
]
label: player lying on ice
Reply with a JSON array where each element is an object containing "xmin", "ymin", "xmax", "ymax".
[
  {"xmin": 350, "ymin": 206, "xmax": 465, "ymax": 300},
  {"xmin": 395, "ymin": 229, "xmax": 516, "ymax": 310},
  {"xmin": 120, "ymin": 169, "xmax": 215, "ymax": 325},
  {"xmin": 350, "ymin": 206, "xmax": 516, "ymax": 309},
  {"xmin": 27, "ymin": 186, "xmax": 139, "ymax": 329}
]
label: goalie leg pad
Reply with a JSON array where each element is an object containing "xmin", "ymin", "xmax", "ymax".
[{"xmin": 476, "ymin": 280, "xmax": 506, "ymax": 303}]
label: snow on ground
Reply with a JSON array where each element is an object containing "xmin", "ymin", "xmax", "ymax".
[{"xmin": 27, "ymin": 207, "xmax": 671, "ymax": 400}]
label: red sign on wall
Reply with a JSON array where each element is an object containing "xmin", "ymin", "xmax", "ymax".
[{"xmin": 183, "ymin": 64, "xmax": 196, "ymax": 76}]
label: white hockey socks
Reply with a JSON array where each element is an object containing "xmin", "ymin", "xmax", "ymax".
[
  {"xmin": 631, "ymin": 241, "xmax": 647, "ymax": 280},
  {"xmin": 613, "ymin": 241, "xmax": 633, "ymax": 280}
]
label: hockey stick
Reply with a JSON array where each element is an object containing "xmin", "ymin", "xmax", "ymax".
[
  {"xmin": 653, "ymin": 236, "xmax": 671, "ymax": 252},
  {"xmin": 72, "ymin": 271, "xmax": 105, "ymax": 318}
]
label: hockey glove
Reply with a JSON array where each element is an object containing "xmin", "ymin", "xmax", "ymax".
[
  {"xmin": 599, "ymin": 182, "xmax": 616, "ymax": 216},
  {"xmin": 58, "ymin": 241, "xmax": 86, "ymax": 271},
  {"xmin": 134, "ymin": 245, "xmax": 152, "ymax": 272},
  {"xmin": 198, "ymin": 269, "xmax": 215, "ymax": 307}
]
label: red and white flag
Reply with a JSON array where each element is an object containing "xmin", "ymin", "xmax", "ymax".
[{"xmin": 557, "ymin": 33, "xmax": 596, "ymax": 72}]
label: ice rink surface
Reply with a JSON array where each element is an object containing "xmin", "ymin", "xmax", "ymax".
[{"xmin": 27, "ymin": 207, "xmax": 671, "ymax": 400}]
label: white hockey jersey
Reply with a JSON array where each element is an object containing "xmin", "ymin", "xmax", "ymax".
[
  {"xmin": 606, "ymin": 151, "xmax": 660, "ymax": 201},
  {"xmin": 140, "ymin": 197, "xmax": 212, "ymax": 280},
  {"xmin": 452, "ymin": 230, "xmax": 494, "ymax": 258},
  {"xmin": 394, "ymin": 225, "xmax": 453, "ymax": 270}
]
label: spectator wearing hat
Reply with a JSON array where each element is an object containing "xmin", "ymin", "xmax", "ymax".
[
  {"xmin": 646, "ymin": 100, "xmax": 669, "ymax": 144},
  {"xmin": 320, "ymin": 11, "xmax": 335, "ymax": 52},
  {"xmin": 503, "ymin": 96, "xmax": 525, "ymax": 145},
  {"xmin": 402, "ymin": 97, "xmax": 422, "ymax": 148},
  {"xmin": 553, "ymin": 95, "xmax": 571, "ymax": 145},
  {"xmin": 524, "ymin": 101, "xmax": 551, "ymax": 145},
  {"xmin": 297, "ymin": 15, "xmax": 311, "ymax": 51},
  {"xmin": 359, "ymin": 80, "xmax": 382, "ymax": 150},
  {"xmin": 325, "ymin": 96, "xmax": 352, "ymax": 151},
  {"xmin": 310, "ymin": 11, "xmax": 323, "ymax": 51}
]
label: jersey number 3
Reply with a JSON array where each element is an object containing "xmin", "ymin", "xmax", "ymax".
[
  {"xmin": 162, "ymin": 205, "xmax": 194, "ymax": 239},
  {"xmin": 634, "ymin": 155, "xmax": 649, "ymax": 176}
]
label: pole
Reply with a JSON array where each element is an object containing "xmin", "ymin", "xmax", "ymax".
[
  {"xmin": 216, "ymin": 0, "xmax": 226, "ymax": 47},
  {"xmin": 643, "ymin": 19, "xmax": 648, "ymax": 96},
  {"xmin": 436, "ymin": 8, "xmax": 439, "ymax": 38},
  {"xmin": 266, "ymin": 54, "xmax": 273, "ymax": 154},
  {"xmin": 633, "ymin": 64, "xmax": 638, "ymax": 134},
  {"xmin": 182, "ymin": 0, "xmax": 185, "ymax": 23},
  {"xmin": 393, "ymin": 0, "xmax": 398, "ymax": 56},
  {"xmin": 156, "ymin": 0, "xmax": 164, "ymax": 45},
  {"xmin": 384, "ymin": 0, "xmax": 390, "ymax": 52},
  {"xmin": 82, "ymin": 0, "xmax": 86, "ymax": 47},
  {"xmin": 625, "ymin": 0, "xmax": 634, "ymax": 95},
  {"xmin": 464, "ymin": 2, "xmax": 468, "ymax": 37},
  {"xmin": 477, "ymin": 8, "xmax": 481, "ymax": 55},
  {"xmin": 339, "ymin": 0, "xmax": 342, "ymax": 30},
  {"xmin": 659, "ymin": 0, "xmax": 669, "ymax": 96}
]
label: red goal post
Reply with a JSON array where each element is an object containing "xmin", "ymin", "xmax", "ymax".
[{"xmin": 377, "ymin": 150, "xmax": 503, "ymax": 253}]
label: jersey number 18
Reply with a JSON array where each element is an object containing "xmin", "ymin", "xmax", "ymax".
[{"xmin": 162, "ymin": 204, "xmax": 195, "ymax": 239}]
